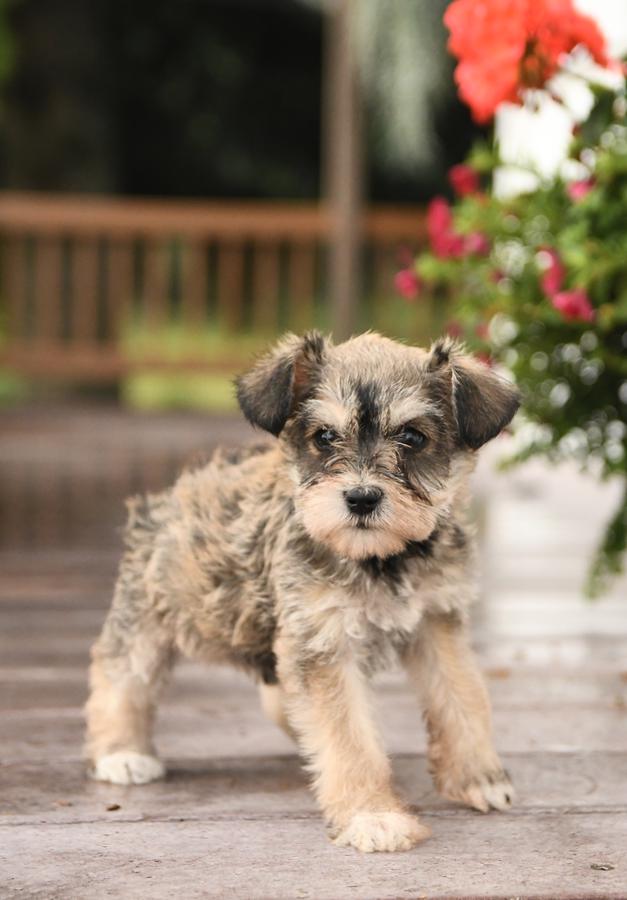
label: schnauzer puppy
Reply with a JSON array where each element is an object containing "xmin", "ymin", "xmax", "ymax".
[{"xmin": 86, "ymin": 331, "xmax": 520, "ymax": 853}]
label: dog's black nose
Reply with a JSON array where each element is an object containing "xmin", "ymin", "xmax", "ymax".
[{"xmin": 344, "ymin": 486, "xmax": 383, "ymax": 517}]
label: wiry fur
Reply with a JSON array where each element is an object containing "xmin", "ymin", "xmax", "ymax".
[{"xmin": 86, "ymin": 331, "xmax": 519, "ymax": 852}]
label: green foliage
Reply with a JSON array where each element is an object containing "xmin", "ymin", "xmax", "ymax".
[{"xmin": 412, "ymin": 86, "xmax": 627, "ymax": 596}]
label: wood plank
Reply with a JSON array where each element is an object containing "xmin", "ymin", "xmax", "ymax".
[
  {"xmin": 2, "ymin": 694, "xmax": 627, "ymax": 763},
  {"xmin": 1, "ymin": 813, "xmax": 626, "ymax": 899},
  {"xmin": 71, "ymin": 238, "xmax": 100, "ymax": 342},
  {"xmin": 251, "ymin": 242, "xmax": 280, "ymax": 333},
  {"xmin": 106, "ymin": 240, "xmax": 134, "ymax": 343},
  {"xmin": 33, "ymin": 236, "xmax": 64, "ymax": 342},
  {"xmin": 0, "ymin": 192, "xmax": 334, "ymax": 239},
  {"xmin": 2, "ymin": 653, "xmax": 626, "ymax": 709},
  {"xmin": 142, "ymin": 239, "xmax": 170, "ymax": 330},
  {"xmin": 180, "ymin": 239, "xmax": 208, "ymax": 327},
  {"xmin": 216, "ymin": 241, "xmax": 244, "ymax": 332},
  {"xmin": 1, "ymin": 235, "xmax": 27, "ymax": 338},
  {"xmin": 2, "ymin": 752, "xmax": 627, "ymax": 824}
]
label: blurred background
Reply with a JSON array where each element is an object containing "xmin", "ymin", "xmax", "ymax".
[
  {"xmin": 0, "ymin": 0, "xmax": 481, "ymax": 412},
  {"xmin": 0, "ymin": 0, "xmax": 481, "ymax": 575}
]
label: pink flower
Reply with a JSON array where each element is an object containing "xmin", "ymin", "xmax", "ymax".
[
  {"xmin": 541, "ymin": 249, "xmax": 564, "ymax": 297},
  {"xmin": 427, "ymin": 197, "xmax": 490, "ymax": 259},
  {"xmin": 567, "ymin": 178, "xmax": 595, "ymax": 201},
  {"xmin": 449, "ymin": 163, "xmax": 481, "ymax": 196},
  {"xmin": 394, "ymin": 268, "xmax": 421, "ymax": 300},
  {"xmin": 427, "ymin": 197, "xmax": 453, "ymax": 242},
  {"xmin": 464, "ymin": 231, "xmax": 491, "ymax": 256},
  {"xmin": 552, "ymin": 289, "xmax": 595, "ymax": 322},
  {"xmin": 426, "ymin": 198, "xmax": 464, "ymax": 258}
]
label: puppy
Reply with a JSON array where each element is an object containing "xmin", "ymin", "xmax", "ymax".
[{"xmin": 85, "ymin": 331, "xmax": 520, "ymax": 853}]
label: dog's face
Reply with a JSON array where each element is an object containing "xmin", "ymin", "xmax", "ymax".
[{"xmin": 237, "ymin": 332, "xmax": 519, "ymax": 560}]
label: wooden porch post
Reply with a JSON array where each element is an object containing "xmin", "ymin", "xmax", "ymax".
[{"xmin": 323, "ymin": 0, "xmax": 363, "ymax": 341}]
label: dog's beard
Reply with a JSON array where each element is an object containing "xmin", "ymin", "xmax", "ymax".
[{"xmin": 298, "ymin": 477, "xmax": 438, "ymax": 560}]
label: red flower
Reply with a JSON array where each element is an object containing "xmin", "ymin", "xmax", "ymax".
[
  {"xmin": 449, "ymin": 163, "xmax": 481, "ymax": 196},
  {"xmin": 394, "ymin": 268, "xmax": 421, "ymax": 300},
  {"xmin": 552, "ymin": 289, "xmax": 595, "ymax": 322},
  {"xmin": 444, "ymin": 0, "xmax": 609, "ymax": 123},
  {"xmin": 567, "ymin": 178, "xmax": 595, "ymax": 201},
  {"xmin": 540, "ymin": 248, "xmax": 565, "ymax": 296}
]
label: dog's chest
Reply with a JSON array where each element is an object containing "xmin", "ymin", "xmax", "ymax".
[{"xmin": 301, "ymin": 575, "xmax": 425, "ymax": 669}]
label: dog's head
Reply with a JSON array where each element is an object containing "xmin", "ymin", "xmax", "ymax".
[{"xmin": 236, "ymin": 331, "xmax": 519, "ymax": 560}]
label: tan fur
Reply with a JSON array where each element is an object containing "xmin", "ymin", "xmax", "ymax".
[
  {"xmin": 404, "ymin": 614, "xmax": 514, "ymax": 812},
  {"xmin": 258, "ymin": 683, "xmax": 296, "ymax": 741},
  {"xmin": 86, "ymin": 635, "xmax": 172, "ymax": 762},
  {"xmin": 85, "ymin": 331, "xmax": 519, "ymax": 851}
]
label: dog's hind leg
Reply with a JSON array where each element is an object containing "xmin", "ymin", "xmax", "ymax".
[
  {"xmin": 404, "ymin": 612, "xmax": 514, "ymax": 812},
  {"xmin": 85, "ymin": 568, "xmax": 174, "ymax": 785}
]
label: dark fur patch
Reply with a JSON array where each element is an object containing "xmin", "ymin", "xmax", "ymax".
[
  {"xmin": 453, "ymin": 366, "xmax": 520, "ymax": 450},
  {"xmin": 426, "ymin": 338, "xmax": 520, "ymax": 449},
  {"xmin": 236, "ymin": 356, "xmax": 294, "ymax": 436},
  {"xmin": 257, "ymin": 651, "xmax": 278, "ymax": 685},
  {"xmin": 360, "ymin": 530, "xmax": 440, "ymax": 585},
  {"xmin": 355, "ymin": 381, "xmax": 380, "ymax": 446},
  {"xmin": 451, "ymin": 523, "xmax": 467, "ymax": 550},
  {"xmin": 428, "ymin": 338, "xmax": 452, "ymax": 369}
]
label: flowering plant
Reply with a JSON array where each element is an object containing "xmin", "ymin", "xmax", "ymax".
[
  {"xmin": 444, "ymin": 0, "xmax": 609, "ymax": 124},
  {"xmin": 397, "ymin": 0, "xmax": 627, "ymax": 596}
]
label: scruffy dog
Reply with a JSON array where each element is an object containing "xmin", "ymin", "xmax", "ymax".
[{"xmin": 86, "ymin": 331, "xmax": 520, "ymax": 853}]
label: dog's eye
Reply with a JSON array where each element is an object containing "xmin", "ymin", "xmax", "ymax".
[
  {"xmin": 314, "ymin": 427, "xmax": 339, "ymax": 449},
  {"xmin": 395, "ymin": 425, "xmax": 427, "ymax": 450}
]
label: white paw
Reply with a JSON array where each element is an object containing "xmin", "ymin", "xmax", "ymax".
[
  {"xmin": 452, "ymin": 771, "xmax": 515, "ymax": 813},
  {"xmin": 92, "ymin": 751, "xmax": 165, "ymax": 785},
  {"xmin": 333, "ymin": 810, "xmax": 431, "ymax": 853}
]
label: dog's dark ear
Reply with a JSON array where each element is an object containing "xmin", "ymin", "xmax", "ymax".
[
  {"xmin": 235, "ymin": 331, "xmax": 329, "ymax": 435},
  {"xmin": 427, "ymin": 338, "xmax": 520, "ymax": 450}
]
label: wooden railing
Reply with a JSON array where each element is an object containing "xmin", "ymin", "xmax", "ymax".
[{"xmin": 0, "ymin": 192, "xmax": 425, "ymax": 379}]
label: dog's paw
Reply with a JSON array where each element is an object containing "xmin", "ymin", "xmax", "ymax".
[
  {"xmin": 333, "ymin": 810, "xmax": 431, "ymax": 853},
  {"xmin": 92, "ymin": 751, "xmax": 165, "ymax": 785},
  {"xmin": 445, "ymin": 770, "xmax": 515, "ymax": 813}
]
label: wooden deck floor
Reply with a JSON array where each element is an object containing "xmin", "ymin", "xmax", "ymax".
[{"xmin": 1, "ymin": 406, "xmax": 626, "ymax": 900}]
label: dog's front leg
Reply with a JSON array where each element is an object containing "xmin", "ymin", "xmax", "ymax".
[
  {"xmin": 277, "ymin": 642, "xmax": 430, "ymax": 852},
  {"xmin": 404, "ymin": 613, "xmax": 514, "ymax": 812}
]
